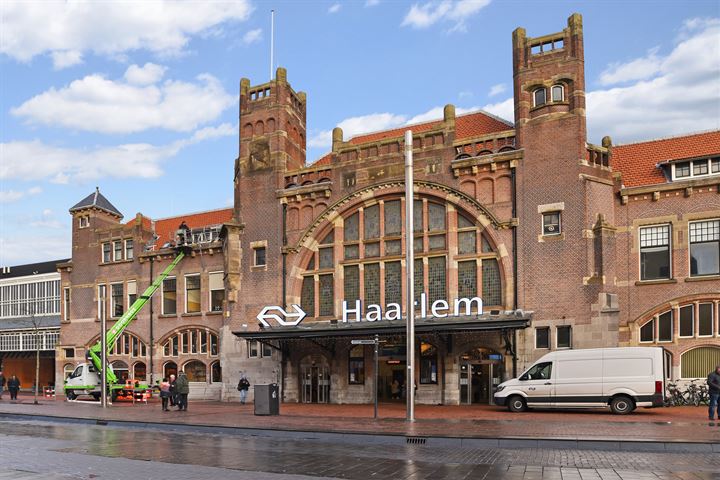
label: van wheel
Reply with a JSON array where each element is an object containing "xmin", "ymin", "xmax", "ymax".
[
  {"xmin": 610, "ymin": 396, "xmax": 634, "ymax": 415},
  {"xmin": 508, "ymin": 395, "xmax": 527, "ymax": 413},
  {"xmin": 66, "ymin": 391, "xmax": 77, "ymax": 400},
  {"xmin": 92, "ymin": 393, "xmax": 101, "ymax": 401}
]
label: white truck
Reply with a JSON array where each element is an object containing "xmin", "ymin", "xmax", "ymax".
[{"xmin": 493, "ymin": 347, "xmax": 665, "ymax": 414}]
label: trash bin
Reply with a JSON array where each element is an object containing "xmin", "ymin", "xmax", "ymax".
[{"xmin": 254, "ymin": 383, "xmax": 280, "ymax": 415}]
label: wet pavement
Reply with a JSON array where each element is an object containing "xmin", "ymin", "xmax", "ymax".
[
  {"xmin": 1, "ymin": 394, "xmax": 719, "ymax": 445},
  {"xmin": 0, "ymin": 418, "xmax": 719, "ymax": 480}
]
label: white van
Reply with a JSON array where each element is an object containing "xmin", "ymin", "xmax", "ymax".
[{"xmin": 493, "ymin": 347, "xmax": 664, "ymax": 414}]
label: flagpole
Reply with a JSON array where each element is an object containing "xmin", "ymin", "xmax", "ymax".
[{"xmin": 404, "ymin": 130, "xmax": 415, "ymax": 422}]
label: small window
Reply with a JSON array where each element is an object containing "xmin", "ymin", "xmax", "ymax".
[
  {"xmin": 640, "ymin": 319, "xmax": 654, "ymax": 342},
  {"xmin": 699, "ymin": 303, "xmax": 714, "ymax": 336},
  {"xmin": 254, "ymin": 247, "xmax": 266, "ymax": 267},
  {"xmin": 64, "ymin": 347, "xmax": 75, "ymax": 358},
  {"xmin": 542, "ymin": 211, "xmax": 561, "ymax": 236},
  {"xmin": 162, "ymin": 277, "xmax": 177, "ymax": 315},
  {"xmin": 127, "ymin": 281, "xmax": 137, "ymax": 307},
  {"xmin": 658, "ymin": 310, "xmax": 673, "ymax": 342},
  {"xmin": 63, "ymin": 287, "xmax": 70, "ymax": 321},
  {"xmin": 79, "ymin": 216, "xmax": 89, "ymax": 228},
  {"xmin": 556, "ymin": 326, "xmax": 572, "ymax": 348},
  {"xmin": 113, "ymin": 241, "xmax": 123, "ymax": 261},
  {"xmin": 209, "ymin": 272, "xmax": 224, "ymax": 312},
  {"xmin": 533, "ymin": 88, "xmax": 546, "ymax": 107},
  {"xmin": 689, "ymin": 220, "xmax": 720, "ymax": 277},
  {"xmin": 262, "ymin": 343, "xmax": 273, "ymax": 358},
  {"xmin": 674, "ymin": 162, "xmax": 690, "ymax": 178},
  {"xmin": 248, "ymin": 340, "xmax": 259, "ymax": 358},
  {"xmin": 125, "ymin": 240, "xmax": 134, "ymax": 260},
  {"xmin": 551, "ymin": 84, "xmax": 564, "ymax": 102},
  {"xmin": 419, "ymin": 342, "xmax": 438, "ymax": 384},
  {"xmin": 679, "ymin": 305, "xmax": 694, "ymax": 337},
  {"xmin": 111, "ymin": 283, "xmax": 124, "ymax": 318},
  {"xmin": 348, "ymin": 345, "xmax": 364, "ymax": 384},
  {"xmin": 102, "ymin": 243, "xmax": 111, "ymax": 263},
  {"xmin": 640, "ymin": 225, "xmax": 671, "ymax": 280},
  {"xmin": 693, "ymin": 159, "xmax": 709, "ymax": 176},
  {"xmin": 711, "ymin": 158, "xmax": 720, "ymax": 173},
  {"xmin": 185, "ymin": 275, "xmax": 201, "ymax": 313},
  {"xmin": 535, "ymin": 327, "xmax": 550, "ymax": 349}
]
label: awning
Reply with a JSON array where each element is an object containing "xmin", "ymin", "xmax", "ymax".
[{"xmin": 234, "ymin": 313, "xmax": 530, "ymax": 341}]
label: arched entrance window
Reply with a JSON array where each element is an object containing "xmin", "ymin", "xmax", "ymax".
[
  {"xmin": 111, "ymin": 360, "xmax": 129, "ymax": 382},
  {"xmin": 681, "ymin": 346, "xmax": 720, "ymax": 379},
  {"xmin": 163, "ymin": 362, "xmax": 177, "ymax": 379},
  {"xmin": 184, "ymin": 360, "xmax": 207, "ymax": 382},
  {"xmin": 133, "ymin": 362, "xmax": 146, "ymax": 381},
  {"xmin": 458, "ymin": 347, "xmax": 503, "ymax": 405},
  {"xmin": 211, "ymin": 361, "xmax": 222, "ymax": 383},
  {"xmin": 298, "ymin": 196, "xmax": 504, "ymax": 319}
]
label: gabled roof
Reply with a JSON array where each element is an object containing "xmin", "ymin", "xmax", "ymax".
[
  {"xmin": 69, "ymin": 187, "xmax": 123, "ymax": 219},
  {"xmin": 312, "ymin": 110, "xmax": 513, "ymax": 166},
  {"xmin": 613, "ymin": 130, "xmax": 720, "ymax": 188},
  {"xmin": 152, "ymin": 208, "xmax": 234, "ymax": 245}
]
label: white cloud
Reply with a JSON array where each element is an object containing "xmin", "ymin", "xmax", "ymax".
[
  {"xmin": 0, "ymin": 234, "xmax": 70, "ymax": 266},
  {"xmin": 50, "ymin": 50, "xmax": 83, "ymax": 70},
  {"xmin": 0, "ymin": 0, "xmax": 253, "ymax": 68},
  {"xmin": 28, "ymin": 209, "xmax": 65, "ymax": 230},
  {"xmin": 0, "ymin": 123, "xmax": 236, "ymax": 184},
  {"xmin": 481, "ymin": 97, "xmax": 513, "ymax": 122},
  {"xmin": 587, "ymin": 17, "xmax": 720, "ymax": 142},
  {"xmin": 242, "ymin": 29, "xmax": 263, "ymax": 45},
  {"xmin": 0, "ymin": 186, "xmax": 42, "ymax": 203},
  {"xmin": 401, "ymin": 0, "xmax": 490, "ymax": 32},
  {"xmin": 124, "ymin": 63, "xmax": 168, "ymax": 85},
  {"xmin": 488, "ymin": 83, "xmax": 506, "ymax": 97},
  {"xmin": 328, "ymin": 3, "xmax": 341, "ymax": 14},
  {"xmin": 11, "ymin": 68, "xmax": 235, "ymax": 134}
]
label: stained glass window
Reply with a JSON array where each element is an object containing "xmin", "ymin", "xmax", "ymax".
[
  {"xmin": 384, "ymin": 262, "xmax": 401, "ymax": 306},
  {"xmin": 414, "ymin": 259, "xmax": 424, "ymax": 304},
  {"xmin": 482, "ymin": 258, "xmax": 501, "ymax": 306},
  {"xmin": 458, "ymin": 231, "xmax": 476, "ymax": 254},
  {"xmin": 428, "ymin": 257, "xmax": 446, "ymax": 304},
  {"xmin": 344, "ymin": 265, "xmax": 360, "ymax": 305},
  {"xmin": 458, "ymin": 261, "xmax": 477, "ymax": 299},
  {"xmin": 319, "ymin": 274, "xmax": 334, "ymax": 316},
  {"xmin": 364, "ymin": 204, "xmax": 380, "ymax": 239},
  {"xmin": 344, "ymin": 213, "xmax": 359, "ymax": 242},
  {"xmin": 428, "ymin": 203, "xmax": 446, "ymax": 231},
  {"xmin": 384, "ymin": 200, "xmax": 401, "ymax": 236},
  {"xmin": 364, "ymin": 263, "xmax": 380, "ymax": 310},
  {"xmin": 319, "ymin": 247, "xmax": 334, "ymax": 269},
  {"xmin": 301, "ymin": 276, "xmax": 315, "ymax": 317}
]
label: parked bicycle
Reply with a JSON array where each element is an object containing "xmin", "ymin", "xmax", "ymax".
[{"xmin": 664, "ymin": 379, "xmax": 710, "ymax": 407}]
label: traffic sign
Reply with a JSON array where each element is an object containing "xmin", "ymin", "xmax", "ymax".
[{"xmin": 351, "ymin": 339, "xmax": 376, "ymax": 345}]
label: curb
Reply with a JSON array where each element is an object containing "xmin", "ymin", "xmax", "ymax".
[{"xmin": 1, "ymin": 412, "xmax": 719, "ymax": 453}]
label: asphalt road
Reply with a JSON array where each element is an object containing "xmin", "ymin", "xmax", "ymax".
[{"xmin": 0, "ymin": 419, "xmax": 718, "ymax": 480}]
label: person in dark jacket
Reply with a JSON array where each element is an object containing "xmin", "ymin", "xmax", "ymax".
[
  {"xmin": 237, "ymin": 373, "xmax": 250, "ymax": 405},
  {"xmin": 168, "ymin": 374, "xmax": 177, "ymax": 406},
  {"xmin": 0, "ymin": 370, "xmax": 5, "ymax": 400},
  {"xmin": 175, "ymin": 371, "xmax": 189, "ymax": 411},
  {"xmin": 708, "ymin": 364, "xmax": 720, "ymax": 421},
  {"xmin": 7, "ymin": 375, "xmax": 20, "ymax": 401}
]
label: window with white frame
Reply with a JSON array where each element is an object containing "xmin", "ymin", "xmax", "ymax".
[
  {"xmin": 639, "ymin": 225, "xmax": 671, "ymax": 280},
  {"xmin": 556, "ymin": 326, "xmax": 572, "ymax": 348},
  {"xmin": 640, "ymin": 310, "xmax": 675, "ymax": 342},
  {"xmin": 679, "ymin": 304, "xmax": 694, "ymax": 337},
  {"xmin": 535, "ymin": 327, "xmax": 550, "ymax": 349},
  {"xmin": 97, "ymin": 284, "xmax": 107, "ymax": 321},
  {"xmin": 551, "ymin": 84, "xmax": 564, "ymax": 102},
  {"xmin": 127, "ymin": 281, "xmax": 137, "ymax": 308},
  {"xmin": 672, "ymin": 157, "xmax": 720, "ymax": 181},
  {"xmin": 125, "ymin": 239, "xmax": 134, "ymax": 260},
  {"xmin": 247, "ymin": 339, "xmax": 272, "ymax": 358},
  {"xmin": 542, "ymin": 211, "xmax": 561, "ymax": 236},
  {"xmin": 63, "ymin": 287, "xmax": 70, "ymax": 321},
  {"xmin": 254, "ymin": 246, "xmax": 266, "ymax": 267},
  {"xmin": 113, "ymin": 241, "xmax": 123, "ymax": 261},
  {"xmin": 690, "ymin": 220, "xmax": 720, "ymax": 277},
  {"xmin": 102, "ymin": 243, "xmax": 111, "ymax": 263},
  {"xmin": 110, "ymin": 283, "xmax": 123, "ymax": 318},
  {"xmin": 699, "ymin": 303, "xmax": 714, "ymax": 336},
  {"xmin": 533, "ymin": 87, "xmax": 546, "ymax": 107},
  {"xmin": 209, "ymin": 272, "xmax": 224, "ymax": 312},
  {"xmin": 162, "ymin": 277, "xmax": 176, "ymax": 315},
  {"xmin": 78, "ymin": 216, "xmax": 89, "ymax": 228},
  {"xmin": 185, "ymin": 275, "xmax": 201, "ymax": 313},
  {"xmin": 0, "ymin": 279, "xmax": 61, "ymax": 318}
]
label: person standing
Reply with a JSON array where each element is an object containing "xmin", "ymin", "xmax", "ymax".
[
  {"xmin": 168, "ymin": 374, "xmax": 177, "ymax": 407},
  {"xmin": 159, "ymin": 377, "xmax": 171, "ymax": 412},
  {"xmin": 0, "ymin": 370, "xmax": 5, "ymax": 400},
  {"xmin": 7, "ymin": 375, "xmax": 20, "ymax": 401},
  {"xmin": 237, "ymin": 373, "xmax": 250, "ymax": 405},
  {"xmin": 708, "ymin": 364, "xmax": 720, "ymax": 421},
  {"xmin": 175, "ymin": 371, "xmax": 189, "ymax": 411}
]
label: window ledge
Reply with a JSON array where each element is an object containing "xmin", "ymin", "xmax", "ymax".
[
  {"xmin": 685, "ymin": 275, "xmax": 720, "ymax": 282},
  {"xmin": 206, "ymin": 311, "xmax": 223, "ymax": 316},
  {"xmin": 251, "ymin": 265, "xmax": 267, "ymax": 271},
  {"xmin": 159, "ymin": 314, "xmax": 178, "ymax": 319},
  {"xmin": 181, "ymin": 312, "xmax": 202, "ymax": 317},
  {"xmin": 635, "ymin": 279, "xmax": 678, "ymax": 286},
  {"xmin": 538, "ymin": 233, "xmax": 565, "ymax": 242},
  {"xmin": 100, "ymin": 259, "xmax": 134, "ymax": 266}
]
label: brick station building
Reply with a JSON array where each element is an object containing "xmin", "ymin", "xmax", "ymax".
[{"xmin": 56, "ymin": 13, "xmax": 720, "ymax": 404}]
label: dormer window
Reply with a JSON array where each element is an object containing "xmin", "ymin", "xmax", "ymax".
[
  {"xmin": 551, "ymin": 84, "xmax": 564, "ymax": 102},
  {"xmin": 533, "ymin": 88, "xmax": 546, "ymax": 107},
  {"xmin": 671, "ymin": 157, "xmax": 720, "ymax": 181},
  {"xmin": 78, "ymin": 216, "xmax": 89, "ymax": 228}
]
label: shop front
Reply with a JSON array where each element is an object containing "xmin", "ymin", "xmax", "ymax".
[{"xmin": 236, "ymin": 313, "xmax": 529, "ymax": 405}]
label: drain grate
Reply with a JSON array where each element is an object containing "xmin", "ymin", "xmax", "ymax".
[{"xmin": 406, "ymin": 436, "xmax": 427, "ymax": 445}]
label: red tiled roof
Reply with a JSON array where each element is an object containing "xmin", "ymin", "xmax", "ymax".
[
  {"xmin": 613, "ymin": 131, "xmax": 720, "ymax": 188},
  {"xmin": 312, "ymin": 110, "xmax": 512, "ymax": 166},
  {"xmin": 153, "ymin": 208, "xmax": 233, "ymax": 245}
]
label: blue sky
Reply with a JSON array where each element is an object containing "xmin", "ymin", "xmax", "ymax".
[{"xmin": 1, "ymin": 0, "xmax": 719, "ymax": 266}]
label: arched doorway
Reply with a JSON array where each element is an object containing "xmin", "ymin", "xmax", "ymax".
[
  {"xmin": 458, "ymin": 347, "xmax": 503, "ymax": 404},
  {"xmin": 299, "ymin": 354, "xmax": 330, "ymax": 403},
  {"xmin": 210, "ymin": 361, "xmax": 222, "ymax": 383},
  {"xmin": 183, "ymin": 360, "xmax": 207, "ymax": 382},
  {"xmin": 163, "ymin": 362, "xmax": 177, "ymax": 379},
  {"xmin": 681, "ymin": 346, "xmax": 720, "ymax": 379},
  {"xmin": 133, "ymin": 362, "xmax": 146, "ymax": 381},
  {"xmin": 111, "ymin": 361, "xmax": 129, "ymax": 382}
]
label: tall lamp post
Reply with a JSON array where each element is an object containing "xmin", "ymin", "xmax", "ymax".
[{"xmin": 404, "ymin": 130, "xmax": 415, "ymax": 422}]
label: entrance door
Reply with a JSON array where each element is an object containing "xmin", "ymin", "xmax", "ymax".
[
  {"xmin": 460, "ymin": 362, "xmax": 498, "ymax": 404},
  {"xmin": 378, "ymin": 362, "xmax": 405, "ymax": 402},
  {"xmin": 301, "ymin": 365, "xmax": 330, "ymax": 403}
]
